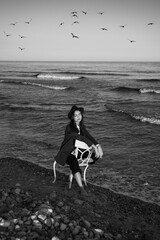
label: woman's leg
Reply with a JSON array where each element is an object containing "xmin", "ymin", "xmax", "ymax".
[
  {"xmin": 74, "ymin": 172, "xmax": 83, "ymax": 187},
  {"xmin": 66, "ymin": 154, "xmax": 83, "ymax": 187},
  {"xmin": 66, "ymin": 155, "xmax": 87, "ymax": 195}
]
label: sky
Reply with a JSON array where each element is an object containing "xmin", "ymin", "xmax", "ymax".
[{"xmin": 0, "ymin": 0, "xmax": 160, "ymax": 61}]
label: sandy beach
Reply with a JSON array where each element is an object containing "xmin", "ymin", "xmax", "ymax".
[{"xmin": 0, "ymin": 157, "xmax": 160, "ymax": 240}]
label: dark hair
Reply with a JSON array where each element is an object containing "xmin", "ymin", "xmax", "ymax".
[{"xmin": 69, "ymin": 114, "xmax": 84, "ymax": 134}]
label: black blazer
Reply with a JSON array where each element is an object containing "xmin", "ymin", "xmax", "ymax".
[{"xmin": 55, "ymin": 123, "xmax": 98, "ymax": 166}]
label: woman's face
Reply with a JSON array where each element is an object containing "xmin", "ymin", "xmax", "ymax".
[{"xmin": 73, "ymin": 110, "xmax": 82, "ymax": 125}]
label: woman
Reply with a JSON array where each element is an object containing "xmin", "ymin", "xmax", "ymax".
[{"xmin": 55, "ymin": 105, "xmax": 103, "ymax": 195}]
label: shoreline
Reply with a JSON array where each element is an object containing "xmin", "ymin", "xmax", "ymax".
[{"xmin": 0, "ymin": 157, "xmax": 160, "ymax": 239}]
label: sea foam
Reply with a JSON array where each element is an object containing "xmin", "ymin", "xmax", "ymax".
[{"xmin": 36, "ymin": 73, "xmax": 82, "ymax": 80}]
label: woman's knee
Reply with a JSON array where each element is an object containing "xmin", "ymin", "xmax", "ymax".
[{"xmin": 66, "ymin": 155, "xmax": 81, "ymax": 175}]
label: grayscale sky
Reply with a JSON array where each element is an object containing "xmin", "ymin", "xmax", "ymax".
[{"xmin": 0, "ymin": 0, "xmax": 160, "ymax": 61}]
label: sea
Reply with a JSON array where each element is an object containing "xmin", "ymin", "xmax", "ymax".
[{"xmin": 0, "ymin": 61, "xmax": 160, "ymax": 205}]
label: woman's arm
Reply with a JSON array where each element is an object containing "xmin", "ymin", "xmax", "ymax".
[
  {"xmin": 82, "ymin": 125, "xmax": 103, "ymax": 158},
  {"xmin": 82, "ymin": 125, "xmax": 98, "ymax": 145},
  {"xmin": 64, "ymin": 124, "xmax": 93, "ymax": 147}
]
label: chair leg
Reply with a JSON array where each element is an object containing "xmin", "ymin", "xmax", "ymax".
[
  {"xmin": 52, "ymin": 161, "xmax": 56, "ymax": 183},
  {"xmin": 69, "ymin": 173, "xmax": 73, "ymax": 189},
  {"xmin": 83, "ymin": 165, "xmax": 89, "ymax": 186}
]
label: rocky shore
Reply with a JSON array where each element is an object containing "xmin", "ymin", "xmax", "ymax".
[{"xmin": 0, "ymin": 157, "xmax": 160, "ymax": 240}]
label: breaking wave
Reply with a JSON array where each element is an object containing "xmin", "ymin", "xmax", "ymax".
[
  {"xmin": 133, "ymin": 115, "xmax": 160, "ymax": 125},
  {"xmin": 36, "ymin": 71, "xmax": 129, "ymax": 78},
  {"xmin": 113, "ymin": 86, "xmax": 160, "ymax": 94},
  {"xmin": 140, "ymin": 88, "xmax": 160, "ymax": 94},
  {"xmin": 36, "ymin": 73, "xmax": 85, "ymax": 80},
  {"xmin": 105, "ymin": 105, "xmax": 160, "ymax": 125},
  {"xmin": 0, "ymin": 80, "xmax": 72, "ymax": 90}
]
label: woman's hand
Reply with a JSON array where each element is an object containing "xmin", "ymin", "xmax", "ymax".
[
  {"xmin": 96, "ymin": 144, "xmax": 103, "ymax": 158},
  {"xmin": 92, "ymin": 144, "xmax": 100, "ymax": 158}
]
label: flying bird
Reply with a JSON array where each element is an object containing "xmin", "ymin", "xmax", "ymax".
[
  {"xmin": 72, "ymin": 21, "xmax": 79, "ymax": 25},
  {"xmin": 10, "ymin": 22, "xmax": 18, "ymax": 26},
  {"xmin": 97, "ymin": 12, "xmax": 104, "ymax": 15},
  {"xmin": 82, "ymin": 11, "xmax": 88, "ymax": 15},
  {"xmin": 19, "ymin": 47, "xmax": 25, "ymax": 51},
  {"xmin": 101, "ymin": 28, "xmax": 108, "ymax": 31},
  {"xmin": 72, "ymin": 14, "xmax": 78, "ymax": 17},
  {"xmin": 71, "ymin": 11, "xmax": 78, "ymax": 15},
  {"xmin": 4, "ymin": 32, "xmax": 11, "ymax": 37},
  {"xmin": 25, "ymin": 19, "xmax": 32, "ymax": 24},
  {"xmin": 19, "ymin": 35, "xmax": 27, "ymax": 38},
  {"xmin": 147, "ymin": 22, "xmax": 154, "ymax": 26},
  {"xmin": 120, "ymin": 24, "xmax": 127, "ymax": 28},
  {"xmin": 128, "ymin": 39, "xmax": 135, "ymax": 43},
  {"xmin": 59, "ymin": 22, "xmax": 64, "ymax": 27},
  {"xmin": 71, "ymin": 33, "xmax": 79, "ymax": 39}
]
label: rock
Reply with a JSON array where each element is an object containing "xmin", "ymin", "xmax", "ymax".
[
  {"xmin": 82, "ymin": 219, "xmax": 91, "ymax": 228},
  {"xmin": 51, "ymin": 237, "xmax": 60, "ymax": 240},
  {"xmin": 54, "ymin": 221, "xmax": 59, "ymax": 228},
  {"xmin": 15, "ymin": 224, "xmax": 21, "ymax": 231},
  {"xmin": 104, "ymin": 232, "xmax": 114, "ymax": 239},
  {"xmin": 57, "ymin": 200, "xmax": 64, "ymax": 207},
  {"xmin": 15, "ymin": 183, "xmax": 21, "ymax": 187},
  {"xmin": 94, "ymin": 228, "xmax": 104, "ymax": 237},
  {"xmin": 20, "ymin": 208, "xmax": 31, "ymax": 217},
  {"xmin": 60, "ymin": 223, "xmax": 67, "ymax": 231},
  {"xmin": 55, "ymin": 206, "xmax": 61, "ymax": 214},
  {"xmin": 15, "ymin": 187, "xmax": 21, "ymax": 195},
  {"xmin": 0, "ymin": 203, "xmax": 8, "ymax": 214},
  {"xmin": 44, "ymin": 218, "xmax": 52, "ymax": 227},
  {"xmin": 82, "ymin": 228, "xmax": 89, "ymax": 238},
  {"xmin": 33, "ymin": 220, "xmax": 43, "ymax": 230},
  {"xmin": 0, "ymin": 219, "xmax": 10, "ymax": 227},
  {"xmin": 31, "ymin": 214, "xmax": 37, "ymax": 220},
  {"xmin": 74, "ymin": 199, "xmax": 84, "ymax": 205},
  {"xmin": 63, "ymin": 205, "xmax": 70, "ymax": 212},
  {"xmin": 115, "ymin": 233, "xmax": 123, "ymax": 239},
  {"xmin": 37, "ymin": 214, "xmax": 47, "ymax": 221},
  {"xmin": 72, "ymin": 225, "xmax": 81, "ymax": 235}
]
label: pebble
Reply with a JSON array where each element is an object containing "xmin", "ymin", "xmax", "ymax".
[
  {"xmin": 72, "ymin": 225, "xmax": 81, "ymax": 235},
  {"xmin": 60, "ymin": 222, "xmax": 67, "ymax": 231},
  {"xmin": 0, "ymin": 184, "xmax": 112, "ymax": 240}
]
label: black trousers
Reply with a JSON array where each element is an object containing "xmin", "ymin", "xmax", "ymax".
[{"xmin": 66, "ymin": 154, "xmax": 81, "ymax": 175}]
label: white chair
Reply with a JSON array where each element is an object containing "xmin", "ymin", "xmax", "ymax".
[{"xmin": 53, "ymin": 140, "xmax": 93, "ymax": 189}]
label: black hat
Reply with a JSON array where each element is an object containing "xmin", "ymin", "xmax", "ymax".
[{"xmin": 68, "ymin": 105, "xmax": 84, "ymax": 119}]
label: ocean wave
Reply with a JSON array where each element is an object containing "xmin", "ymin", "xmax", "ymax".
[
  {"xmin": 113, "ymin": 86, "xmax": 160, "ymax": 94},
  {"xmin": 1, "ymin": 103, "xmax": 64, "ymax": 112},
  {"xmin": 23, "ymin": 82, "xmax": 71, "ymax": 90},
  {"xmin": 36, "ymin": 73, "xmax": 85, "ymax": 80},
  {"xmin": 105, "ymin": 105, "xmax": 160, "ymax": 125},
  {"xmin": 61, "ymin": 71, "xmax": 129, "ymax": 76},
  {"xmin": 36, "ymin": 71, "xmax": 129, "ymax": 79},
  {"xmin": 0, "ymin": 80, "xmax": 72, "ymax": 91},
  {"xmin": 113, "ymin": 86, "xmax": 140, "ymax": 92},
  {"xmin": 133, "ymin": 115, "xmax": 160, "ymax": 125},
  {"xmin": 140, "ymin": 88, "xmax": 160, "ymax": 94}
]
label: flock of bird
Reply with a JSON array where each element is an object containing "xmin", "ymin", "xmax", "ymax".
[
  {"xmin": 2, "ymin": 10, "xmax": 155, "ymax": 53},
  {"xmin": 3, "ymin": 19, "xmax": 32, "ymax": 51},
  {"xmin": 58, "ymin": 10, "xmax": 155, "ymax": 42}
]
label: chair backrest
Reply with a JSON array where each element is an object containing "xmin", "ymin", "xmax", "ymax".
[{"xmin": 74, "ymin": 140, "xmax": 92, "ymax": 166}]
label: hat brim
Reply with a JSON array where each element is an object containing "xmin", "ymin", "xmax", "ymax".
[{"xmin": 68, "ymin": 106, "xmax": 84, "ymax": 119}]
